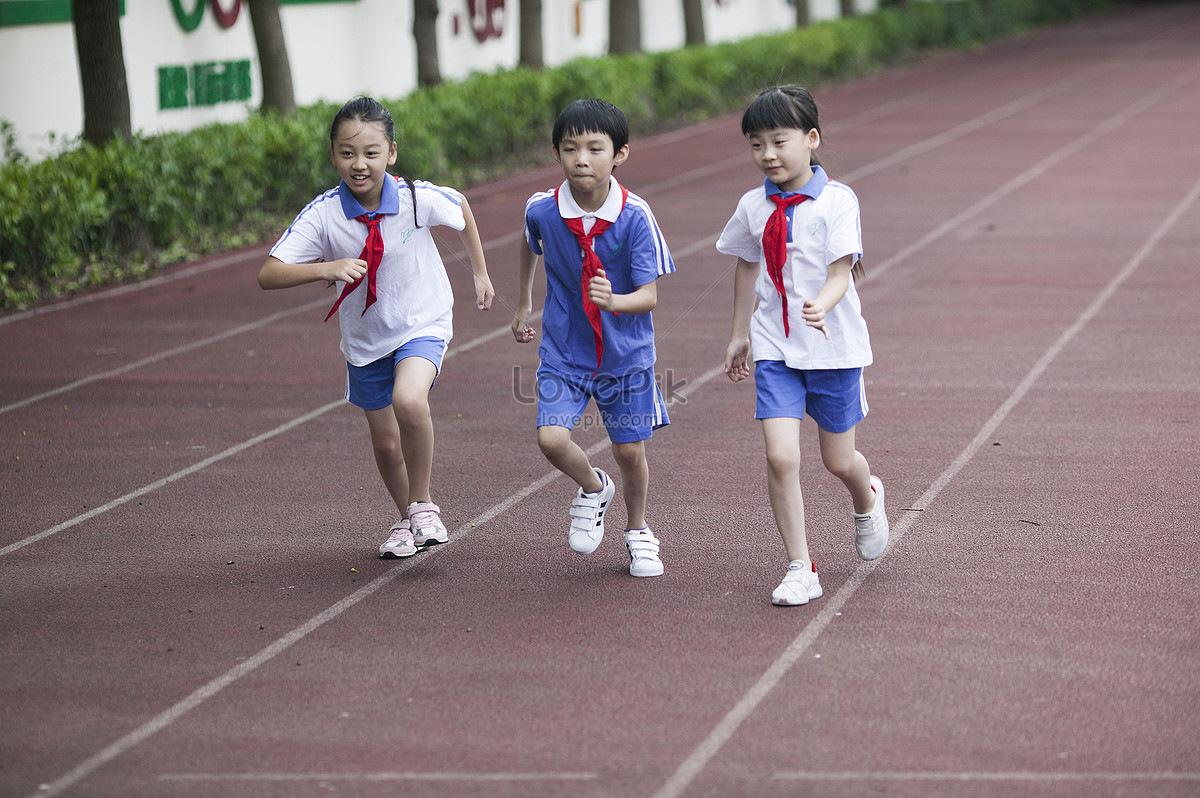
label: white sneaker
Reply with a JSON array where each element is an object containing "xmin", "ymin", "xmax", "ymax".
[
  {"xmin": 772, "ymin": 560, "xmax": 823, "ymax": 606},
  {"xmin": 568, "ymin": 469, "xmax": 615, "ymax": 554},
  {"xmin": 407, "ymin": 501, "xmax": 448, "ymax": 548},
  {"xmin": 379, "ymin": 519, "xmax": 417, "ymax": 559},
  {"xmin": 624, "ymin": 528, "xmax": 664, "ymax": 577},
  {"xmin": 853, "ymin": 476, "xmax": 889, "ymax": 560}
]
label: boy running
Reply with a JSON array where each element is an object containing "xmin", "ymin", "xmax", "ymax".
[{"xmin": 512, "ymin": 99, "xmax": 675, "ymax": 577}]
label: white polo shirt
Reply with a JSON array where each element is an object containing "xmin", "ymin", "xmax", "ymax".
[
  {"xmin": 716, "ymin": 166, "xmax": 872, "ymax": 370},
  {"xmin": 271, "ymin": 175, "xmax": 465, "ymax": 366}
]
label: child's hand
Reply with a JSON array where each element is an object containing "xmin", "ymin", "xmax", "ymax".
[
  {"xmin": 801, "ymin": 299, "xmax": 831, "ymax": 340},
  {"xmin": 587, "ymin": 269, "xmax": 614, "ymax": 311},
  {"xmin": 512, "ymin": 310, "xmax": 535, "ymax": 344},
  {"xmin": 725, "ymin": 338, "xmax": 752, "ymax": 383},
  {"xmin": 324, "ymin": 258, "xmax": 368, "ymax": 286},
  {"xmin": 474, "ymin": 274, "xmax": 494, "ymax": 310}
]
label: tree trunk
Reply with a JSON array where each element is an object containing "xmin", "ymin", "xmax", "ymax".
[
  {"xmin": 794, "ymin": 0, "xmax": 810, "ymax": 27},
  {"xmin": 519, "ymin": 0, "xmax": 544, "ymax": 70},
  {"xmin": 608, "ymin": 0, "xmax": 641, "ymax": 55},
  {"xmin": 72, "ymin": 0, "xmax": 131, "ymax": 144},
  {"xmin": 682, "ymin": 0, "xmax": 704, "ymax": 45},
  {"xmin": 413, "ymin": 0, "xmax": 442, "ymax": 87},
  {"xmin": 248, "ymin": 0, "xmax": 296, "ymax": 114},
  {"xmin": 839, "ymin": 0, "xmax": 856, "ymax": 18}
]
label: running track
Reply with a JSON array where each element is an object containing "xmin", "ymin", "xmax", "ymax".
[{"xmin": 2, "ymin": 5, "xmax": 1199, "ymax": 796}]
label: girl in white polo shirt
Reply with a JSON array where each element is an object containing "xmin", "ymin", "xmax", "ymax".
[
  {"xmin": 259, "ymin": 97, "xmax": 493, "ymax": 559},
  {"xmin": 719, "ymin": 85, "xmax": 889, "ymax": 606}
]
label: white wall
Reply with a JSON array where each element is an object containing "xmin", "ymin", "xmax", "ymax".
[{"xmin": 0, "ymin": 0, "xmax": 875, "ymax": 162}]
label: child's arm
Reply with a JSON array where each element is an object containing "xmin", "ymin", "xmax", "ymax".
[
  {"xmin": 587, "ymin": 269, "xmax": 656, "ymax": 315},
  {"xmin": 458, "ymin": 196, "xmax": 493, "ymax": 310},
  {"xmin": 800, "ymin": 254, "xmax": 855, "ymax": 339},
  {"xmin": 512, "ymin": 236, "xmax": 539, "ymax": 343},
  {"xmin": 724, "ymin": 257, "xmax": 758, "ymax": 383},
  {"xmin": 257, "ymin": 256, "xmax": 365, "ymax": 291}
]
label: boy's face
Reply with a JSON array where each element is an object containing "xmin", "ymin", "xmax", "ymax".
[{"xmin": 554, "ymin": 130, "xmax": 629, "ymax": 196}]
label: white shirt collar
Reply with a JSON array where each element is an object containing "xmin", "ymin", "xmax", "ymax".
[{"xmin": 557, "ymin": 176, "xmax": 624, "ymax": 223}]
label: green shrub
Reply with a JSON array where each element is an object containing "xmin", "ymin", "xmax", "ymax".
[{"xmin": 0, "ymin": 0, "xmax": 1116, "ymax": 310}]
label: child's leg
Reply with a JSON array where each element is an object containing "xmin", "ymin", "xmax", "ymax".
[
  {"xmin": 364, "ymin": 406, "xmax": 408, "ymax": 515},
  {"xmin": 817, "ymin": 426, "xmax": 874, "ymax": 513},
  {"xmin": 819, "ymin": 425, "xmax": 888, "ymax": 560},
  {"xmin": 611, "ymin": 439, "xmax": 648, "ymax": 529},
  {"xmin": 537, "ymin": 424, "xmax": 605, "ymax": 493},
  {"xmin": 390, "ymin": 356, "xmax": 438, "ymax": 504},
  {"xmin": 762, "ymin": 417, "xmax": 809, "ymax": 563}
]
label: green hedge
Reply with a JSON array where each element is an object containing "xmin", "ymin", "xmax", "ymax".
[{"xmin": 0, "ymin": 0, "xmax": 1112, "ymax": 310}]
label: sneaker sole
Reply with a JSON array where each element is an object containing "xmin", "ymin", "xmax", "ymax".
[
  {"xmin": 772, "ymin": 586, "xmax": 823, "ymax": 606},
  {"xmin": 413, "ymin": 535, "xmax": 448, "ymax": 548},
  {"xmin": 570, "ymin": 529, "xmax": 606, "ymax": 555},
  {"xmin": 379, "ymin": 549, "xmax": 418, "ymax": 559}
]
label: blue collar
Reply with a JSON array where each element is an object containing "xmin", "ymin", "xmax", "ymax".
[
  {"xmin": 338, "ymin": 174, "xmax": 401, "ymax": 219},
  {"xmin": 764, "ymin": 165, "xmax": 829, "ymax": 201}
]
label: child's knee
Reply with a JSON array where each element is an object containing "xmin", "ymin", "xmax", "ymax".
[
  {"xmin": 764, "ymin": 442, "xmax": 801, "ymax": 475},
  {"xmin": 371, "ymin": 432, "xmax": 403, "ymax": 463},
  {"xmin": 391, "ymin": 388, "xmax": 430, "ymax": 425},
  {"xmin": 611, "ymin": 440, "xmax": 646, "ymax": 471},
  {"xmin": 537, "ymin": 425, "xmax": 570, "ymax": 457},
  {"xmin": 822, "ymin": 450, "xmax": 860, "ymax": 481}
]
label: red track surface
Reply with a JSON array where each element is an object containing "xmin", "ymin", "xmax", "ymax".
[{"xmin": 3, "ymin": 5, "xmax": 1199, "ymax": 796}]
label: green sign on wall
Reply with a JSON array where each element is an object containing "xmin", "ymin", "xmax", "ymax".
[{"xmin": 158, "ymin": 59, "xmax": 252, "ymax": 110}]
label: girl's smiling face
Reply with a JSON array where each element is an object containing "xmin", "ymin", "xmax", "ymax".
[
  {"xmin": 331, "ymin": 119, "xmax": 397, "ymax": 211},
  {"xmin": 747, "ymin": 126, "xmax": 819, "ymax": 194}
]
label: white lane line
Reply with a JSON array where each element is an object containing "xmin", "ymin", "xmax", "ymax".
[
  {"xmin": 865, "ymin": 67, "xmax": 1199, "ymax": 282},
  {"xmin": 24, "ymin": 365, "xmax": 725, "ymax": 798},
  {"xmin": 0, "ymin": 298, "xmax": 328, "ymax": 417},
  {"xmin": 1, "ymin": 398, "xmax": 345, "ymax": 557},
  {"xmin": 0, "ymin": 312, "xmax": 536, "ymax": 557},
  {"xmin": 772, "ymin": 771, "xmax": 1200, "ymax": 782},
  {"xmin": 0, "ymin": 249, "xmax": 266, "ymax": 327},
  {"xmin": 159, "ymin": 772, "xmax": 598, "ymax": 783},
  {"xmin": 649, "ymin": 140, "xmax": 1200, "ymax": 798}
]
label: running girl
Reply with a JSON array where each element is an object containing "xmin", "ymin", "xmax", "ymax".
[
  {"xmin": 259, "ymin": 96, "xmax": 493, "ymax": 558},
  {"xmin": 718, "ymin": 85, "xmax": 889, "ymax": 606}
]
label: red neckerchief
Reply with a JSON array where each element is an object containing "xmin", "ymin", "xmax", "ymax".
[
  {"xmin": 324, "ymin": 213, "xmax": 384, "ymax": 322},
  {"xmin": 762, "ymin": 193, "xmax": 811, "ymax": 337}
]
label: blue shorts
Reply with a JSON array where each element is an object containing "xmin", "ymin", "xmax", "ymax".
[
  {"xmin": 536, "ymin": 364, "xmax": 670, "ymax": 444},
  {"xmin": 754, "ymin": 360, "xmax": 867, "ymax": 433},
  {"xmin": 345, "ymin": 336, "xmax": 447, "ymax": 411}
]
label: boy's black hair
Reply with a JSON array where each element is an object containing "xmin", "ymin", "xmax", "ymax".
[{"xmin": 552, "ymin": 99, "xmax": 629, "ymax": 152}]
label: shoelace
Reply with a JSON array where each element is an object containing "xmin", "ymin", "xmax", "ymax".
[
  {"xmin": 855, "ymin": 512, "xmax": 879, "ymax": 534},
  {"xmin": 386, "ymin": 524, "xmax": 413, "ymax": 543},
  {"xmin": 409, "ymin": 505, "xmax": 441, "ymax": 530}
]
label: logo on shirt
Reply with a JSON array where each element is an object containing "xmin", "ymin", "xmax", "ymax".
[
  {"xmin": 809, "ymin": 220, "xmax": 826, "ymax": 237},
  {"xmin": 397, "ymin": 228, "xmax": 414, "ymax": 245}
]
